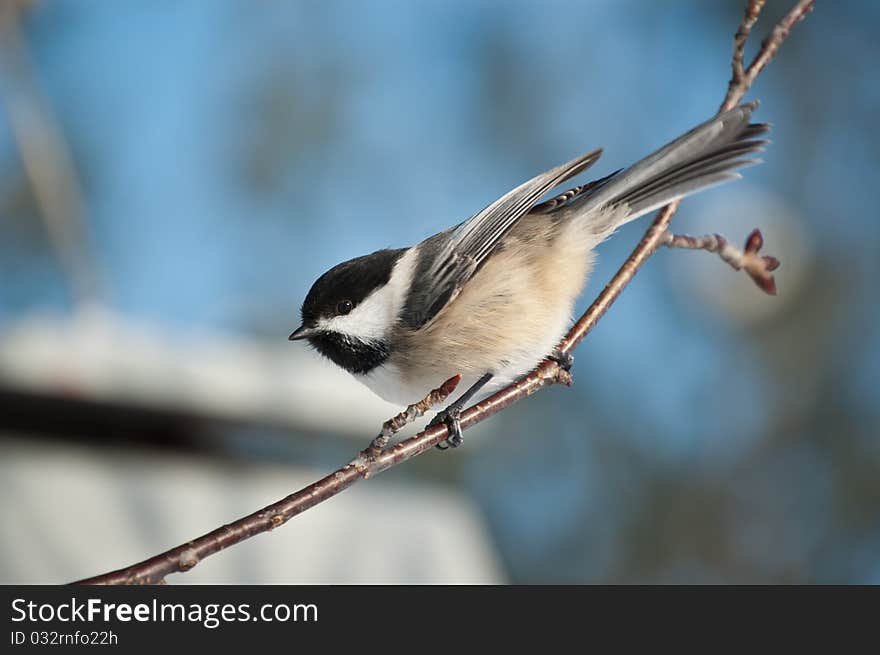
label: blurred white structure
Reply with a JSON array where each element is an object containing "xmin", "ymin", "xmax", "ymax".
[
  {"xmin": 0, "ymin": 308, "xmax": 405, "ymax": 437},
  {"xmin": 0, "ymin": 435, "xmax": 504, "ymax": 584},
  {"xmin": 0, "ymin": 310, "xmax": 505, "ymax": 584}
]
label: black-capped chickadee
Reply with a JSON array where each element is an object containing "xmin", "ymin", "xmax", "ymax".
[{"xmin": 290, "ymin": 101, "xmax": 769, "ymax": 448}]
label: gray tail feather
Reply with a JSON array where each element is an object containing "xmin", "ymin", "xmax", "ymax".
[{"xmin": 575, "ymin": 100, "xmax": 769, "ymax": 232}]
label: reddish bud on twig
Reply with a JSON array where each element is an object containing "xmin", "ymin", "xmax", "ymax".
[
  {"xmin": 745, "ymin": 228, "xmax": 764, "ymax": 254},
  {"xmin": 366, "ymin": 374, "xmax": 462, "ymax": 456},
  {"xmin": 662, "ymin": 227, "xmax": 780, "ymax": 295},
  {"xmin": 740, "ymin": 229, "xmax": 779, "ymax": 296}
]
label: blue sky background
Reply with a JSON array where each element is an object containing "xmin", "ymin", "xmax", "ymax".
[{"xmin": 1, "ymin": 1, "xmax": 878, "ymax": 582}]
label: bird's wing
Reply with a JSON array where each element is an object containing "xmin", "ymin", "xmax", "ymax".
[
  {"xmin": 529, "ymin": 168, "xmax": 621, "ymax": 214},
  {"xmin": 401, "ymin": 148, "xmax": 602, "ymax": 329}
]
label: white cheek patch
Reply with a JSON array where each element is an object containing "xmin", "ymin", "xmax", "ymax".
[
  {"xmin": 317, "ymin": 292, "xmax": 392, "ymax": 342},
  {"xmin": 316, "ymin": 247, "xmax": 417, "ymax": 343}
]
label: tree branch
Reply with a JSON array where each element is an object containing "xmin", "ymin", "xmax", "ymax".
[
  {"xmin": 662, "ymin": 228, "xmax": 780, "ymax": 295},
  {"xmin": 368, "ymin": 374, "xmax": 461, "ymax": 453},
  {"xmin": 74, "ymin": 0, "xmax": 813, "ymax": 585},
  {"xmin": 722, "ymin": 0, "xmax": 815, "ymax": 114}
]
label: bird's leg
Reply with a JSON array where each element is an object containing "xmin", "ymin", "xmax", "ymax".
[
  {"xmin": 548, "ymin": 349, "xmax": 574, "ymax": 371},
  {"xmin": 431, "ymin": 372, "xmax": 493, "ymax": 450}
]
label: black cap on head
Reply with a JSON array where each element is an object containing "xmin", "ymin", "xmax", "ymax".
[
  {"xmin": 292, "ymin": 248, "xmax": 407, "ymax": 374},
  {"xmin": 300, "ymin": 248, "xmax": 407, "ymax": 328}
]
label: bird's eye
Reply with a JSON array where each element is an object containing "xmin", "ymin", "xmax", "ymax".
[{"xmin": 336, "ymin": 299, "xmax": 353, "ymax": 315}]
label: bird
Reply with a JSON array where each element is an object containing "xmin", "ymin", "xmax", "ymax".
[{"xmin": 289, "ymin": 101, "xmax": 769, "ymax": 448}]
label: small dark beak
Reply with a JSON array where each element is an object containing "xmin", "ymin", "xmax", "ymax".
[{"xmin": 288, "ymin": 324, "xmax": 321, "ymax": 341}]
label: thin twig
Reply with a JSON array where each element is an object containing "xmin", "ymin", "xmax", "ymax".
[
  {"xmin": 74, "ymin": 360, "xmax": 566, "ymax": 584},
  {"xmin": 662, "ymin": 228, "xmax": 780, "ymax": 295},
  {"xmin": 726, "ymin": 0, "xmax": 766, "ymax": 104},
  {"xmin": 556, "ymin": 203, "xmax": 679, "ymax": 356},
  {"xmin": 721, "ymin": 0, "xmax": 815, "ymax": 113},
  {"xmin": 74, "ymin": 0, "xmax": 812, "ymax": 585},
  {"xmin": 368, "ymin": 374, "xmax": 461, "ymax": 454}
]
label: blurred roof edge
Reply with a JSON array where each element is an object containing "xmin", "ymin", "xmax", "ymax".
[{"xmin": 0, "ymin": 306, "xmax": 402, "ymax": 438}]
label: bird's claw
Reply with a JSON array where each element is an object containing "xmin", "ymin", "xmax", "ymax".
[
  {"xmin": 430, "ymin": 407, "xmax": 464, "ymax": 450},
  {"xmin": 549, "ymin": 349, "xmax": 574, "ymax": 371}
]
